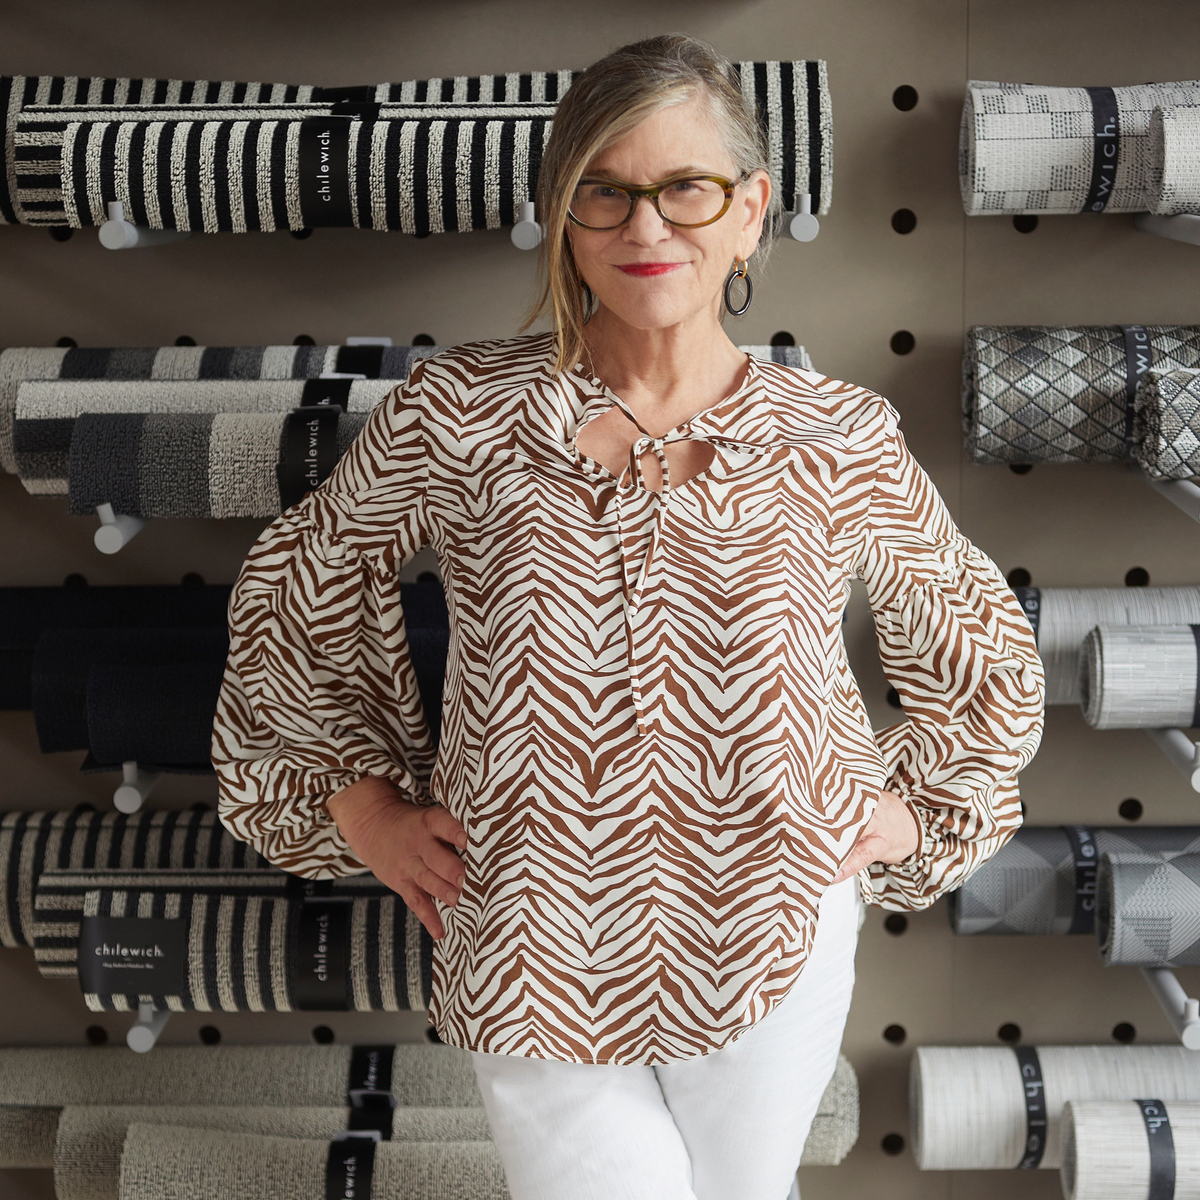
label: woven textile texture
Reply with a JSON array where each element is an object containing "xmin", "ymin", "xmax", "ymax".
[
  {"xmin": 32, "ymin": 867, "xmax": 432, "ymax": 1012},
  {"xmin": 948, "ymin": 825, "xmax": 1200, "ymax": 936},
  {"xmin": 959, "ymin": 80, "xmax": 1200, "ymax": 215},
  {"xmin": 911, "ymin": 1045, "xmax": 1200, "ymax": 1170},
  {"xmin": 1149, "ymin": 105, "xmax": 1200, "ymax": 215},
  {"xmin": 799, "ymin": 1053, "xmax": 859, "ymax": 1165},
  {"xmin": 1134, "ymin": 368, "xmax": 1200, "ymax": 479},
  {"xmin": 1098, "ymin": 850, "xmax": 1200, "ymax": 967},
  {"xmin": 118, "ymin": 1124, "xmax": 509, "ymax": 1200},
  {"xmin": 9, "ymin": 62, "xmax": 830, "ymax": 234},
  {"xmin": 1081, "ymin": 624, "xmax": 1200, "ymax": 728},
  {"xmin": 963, "ymin": 325, "xmax": 1200, "ymax": 465},
  {"xmin": 0, "ymin": 1106, "xmax": 60, "ymax": 1168}
]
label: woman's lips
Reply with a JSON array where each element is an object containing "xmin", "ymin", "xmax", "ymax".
[{"xmin": 617, "ymin": 262, "xmax": 686, "ymax": 277}]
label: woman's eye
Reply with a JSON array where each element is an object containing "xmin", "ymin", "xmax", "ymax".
[{"xmin": 668, "ymin": 181, "xmax": 698, "ymax": 193}]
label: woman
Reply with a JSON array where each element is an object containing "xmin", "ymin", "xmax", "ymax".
[{"xmin": 213, "ymin": 33, "xmax": 1045, "ymax": 1200}]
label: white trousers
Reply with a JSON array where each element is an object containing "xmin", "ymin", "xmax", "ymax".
[{"xmin": 470, "ymin": 876, "xmax": 861, "ymax": 1200}]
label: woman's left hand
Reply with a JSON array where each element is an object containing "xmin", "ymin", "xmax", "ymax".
[{"xmin": 830, "ymin": 789, "xmax": 922, "ymax": 884}]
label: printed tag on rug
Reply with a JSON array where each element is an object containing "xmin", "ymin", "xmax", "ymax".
[{"xmin": 78, "ymin": 915, "xmax": 187, "ymax": 995}]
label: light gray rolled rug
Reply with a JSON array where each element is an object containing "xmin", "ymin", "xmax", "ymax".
[
  {"xmin": 1098, "ymin": 850, "xmax": 1200, "ymax": 967},
  {"xmin": 1149, "ymin": 106, "xmax": 1200, "ymax": 216},
  {"xmin": 117, "ymin": 1124, "xmax": 509, "ymax": 1200},
  {"xmin": 1134, "ymin": 369, "xmax": 1200, "ymax": 480},
  {"xmin": 1010, "ymin": 586, "xmax": 1200, "ymax": 706},
  {"xmin": 54, "ymin": 1105, "xmax": 492, "ymax": 1200},
  {"xmin": 1063, "ymin": 1099, "xmax": 1200, "ymax": 1200},
  {"xmin": 801, "ymin": 1052, "xmax": 858, "ymax": 1165},
  {"xmin": 1081, "ymin": 624, "xmax": 1200, "ymax": 728},
  {"xmin": 0, "ymin": 1044, "xmax": 483, "ymax": 1108},
  {"xmin": 959, "ymin": 80, "xmax": 1200, "ymax": 215},
  {"xmin": 911, "ymin": 1045, "xmax": 1200, "ymax": 1170},
  {"xmin": 948, "ymin": 826, "xmax": 1200, "ymax": 936},
  {"xmin": 0, "ymin": 1103, "xmax": 59, "ymax": 1167}
]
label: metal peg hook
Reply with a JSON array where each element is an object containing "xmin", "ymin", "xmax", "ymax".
[
  {"xmin": 99, "ymin": 201, "xmax": 192, "ymax": 250},
  {"xmin": 113, "ymin": 761, "xmax": 160, "ymax": 814},
  {"xmin": 784, "ymin": 193, "xmax": 820, "ymax": 242},
  {"xmin": 1134, "ymin": 212, "xmax": 1200, "ymax": 248},
  {"xmin": 126, "ymin": 1001, "xmax": 171, "ymax": 1052},
  {"xmin": 511, "ymin": 201, "xmax": 543, "ymax": 250},
  {"xmin": 1142, "ymin": 967, "xmax": 1200, "ymax": 1050},
  {"xmin": 94, "ymin": 503, "xmax": 144, "ymax": 554},
  {"xmin": 1146, "ymin": 728, "xmax": 1200, "ymax": 792}
]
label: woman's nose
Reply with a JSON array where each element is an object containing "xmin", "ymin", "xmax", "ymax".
[{"xmin": 623, "ymin": 195, "xmax": 672, "ymax": 245}]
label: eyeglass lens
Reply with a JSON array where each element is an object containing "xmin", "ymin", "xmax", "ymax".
[{"xmin": 570, "ymin": 178, "xmax": 729, "ymax": 229}]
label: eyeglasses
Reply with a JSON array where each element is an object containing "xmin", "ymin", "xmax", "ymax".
[{"xmin": 567, "ymin": 173, "xmax": 744, "ymax": 232}]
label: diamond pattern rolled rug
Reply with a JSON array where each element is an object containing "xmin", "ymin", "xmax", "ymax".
[
  {"xmin": 948, "ymin": 826, "xmax": 1200, "ymax": 936},
  {"xmin": 1149, "ymin": 106, "xmax": 1200, "ymax": 215},
  {"xmin": 1134, "ymin": 369, "xmax": 1200, "ymax": 480},
  {"xmin": 959, "ymin": 80, "xmax": 1200, "ymax": 215},
  {"xmin": 1010, "ymin": 585, "xmax": 1200, "ymax": 706},
  {"xmin": 1081, "ymin": 624, "xmax": 1200, "ymax": 728},
  {"xmin": 962, "ymin": 325, "xmax": 1200, "ymax": 465},
  {"xmin": 910, "ymin": 1045, "xmax": 1200, "ymax": 1170},
  {"xmin": 9, "ymin": 61, "xmax": 831, "ymax": 234},
  {"xmin": 1098, "ymin": 850, "xmax": 1200, "ymax": 967}
]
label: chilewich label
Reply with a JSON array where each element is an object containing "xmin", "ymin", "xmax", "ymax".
[{"xmin": 78, "ymin": 916, "xmax": 187, "ymax": 996}]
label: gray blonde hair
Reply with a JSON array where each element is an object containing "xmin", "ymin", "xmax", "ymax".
[{"xmin": 524, "ymin": 34, "xmax": 779, "ymax": 375}]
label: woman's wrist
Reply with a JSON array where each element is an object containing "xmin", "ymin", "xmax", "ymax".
[{"xmin": 327, "ymin": 776, "xmax": 409, "ymax": 842}]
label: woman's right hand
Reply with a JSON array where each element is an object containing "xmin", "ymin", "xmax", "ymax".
[{"xmin": 326, "ymin": 776, "xmax": 467, "ymax": 940}]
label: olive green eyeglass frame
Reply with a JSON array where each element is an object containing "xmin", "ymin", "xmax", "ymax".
[{"xmin": 566, "ymin": 173, "xmax": 748, "ymax": 232}]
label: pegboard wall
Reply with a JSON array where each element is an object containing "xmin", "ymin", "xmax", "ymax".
[{"xmin": 2, "ymin": 1, "xmax": 1200, "ymax": 1197}]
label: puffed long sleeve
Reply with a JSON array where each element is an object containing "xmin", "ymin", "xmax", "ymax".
[
  {"xmin": 852, "ymin": 401, "xmax": 1046, "ymax": 910},
  {"xmin": 212, "ymin": 370, "xmax": 434, "ymax": 878}
]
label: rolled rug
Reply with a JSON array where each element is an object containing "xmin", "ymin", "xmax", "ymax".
[
  {"xmin": 17, "ymin": 377, "xmax": 392, "ymax": 494},
  {"xmin": 0, "ymin": 1104, "xmax": 60, "ymax": 1168},
  {"xmin": 0, "ymin": 343, "xmax": 442, "ymax": 476},
  {"xmin": 1149, "ymin": 106, "xmax": 1200, "ymax": 216},
  {"xmin": 0, "ymin": 583, "xmax": 231, "ymax": 710},
  {"xmin": 1009, "ymin": 586, "xmax": 1200, "ymax": 706},
  {"xmin": 949, "ymin": 826, "xmax": 1200, "ymax": 936},
  {"xmin": 54, "ymin": 1105, "xmax": 492, "ymax": 1200},
  {"xmin": 0, "ymin": 1043, "xmax": 482, "ymax": 1108},
  {"xmin": 0, "ymin": 807, "xmax": 265, "ymax": 949},
  {"xmin": 1081, "ymin": 624, "xmax": 1200, "ymax": 728},
  {"xmin": 910, "ymin": 1045, "xmax": 1200, "ymax": 1170},
  {"xmin": 959, "ymin": 80, "xmax": 1200, "ymax": 215},
  {"xmin": 1098, "ymin": 850, "xmax": 1200, "ymax": 967},
  {"xmin": 962, "ymin": 324, "xmax": 1200, "ymax": 466},
  {"xmin": 31, "ymin": 867, "xmax": 432, "ymax": 1012},
  {"xmin": 1133, "ymin": 369, "xmax": 1200, "ymax": 481},
  {"xmin": 800, "ymin": 1052, "xmax": 858, "ymax": 1165},
  {"xmin": 117, "ymin": 1124, "xmax": 509, "ymax": 1200},
  {"xmin": 1063, "ymin": 1099, "xmax": 1200, "ymax": 1200}
]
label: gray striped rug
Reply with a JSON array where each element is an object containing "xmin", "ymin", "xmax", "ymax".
[{"xmin": 1082, "ymin": 624, "xmax": 1200, "ymax": 728}]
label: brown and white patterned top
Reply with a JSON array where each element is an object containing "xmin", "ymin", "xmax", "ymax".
[{"xmin": 212, "ymin": 332, "xmax": 1046, "ymax": 1065}]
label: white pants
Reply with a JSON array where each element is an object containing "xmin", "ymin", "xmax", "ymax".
[{"xmin": 470, "ymin": 876, "xmax": 861, "ymax": 1200}]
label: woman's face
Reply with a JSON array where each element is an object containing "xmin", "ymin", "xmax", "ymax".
[{"xmin": 566, "ymin": 93, "xmax": 771, "ymax": 334}]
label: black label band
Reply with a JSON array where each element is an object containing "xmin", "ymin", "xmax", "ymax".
[
  {"xmin": 300, "ymin": 378, "xmax": 354, "ymax": 410},
  {"xmin": 292, "ymin": 898, "xmax": 351, "ymax": 1011},
  {"xmin": 326, "ymin": 1138, "xmax": 375, "ymax": 1200},
  {"xmin": 348, "ymin": 1044, "xmax": 396, "ymax": 1098},
  {"xmin": 298, "ymin": 118, "xmax": 355, "ymax": 228},
  {"xmin": 1062, "ymin": 825, "xmax": 1099, "ymax": 935},
  {"xmin": 1190, "ymin": 627, "xmax": 1200, "ymax": 731},
  {"xmin": 1121, "ymin": 324, "xmax": 1152, "ymax": 449},
  {"xmin": 336, "ymin": 345, "xmax": 386, "ymax": 378},
  {"xmin": 278, "ymin": 406, "xmax": 341, "ymax": 511},
  {"xmin": 1012, "ymin": 586, "xmax": 1041, "ymax": 643},
  {"xmin": 78, "ymin": 915, "xmax": 187, "ymax": 996},
  {"xmin": 1083, "ymin": 86, "xmax": 1120, "ymax": 213},
  {"xmin": 1013, "ymin": 1046, "xmax": 1047, "ymax": 1169},
  {"xmin": 1136, "ymin": 1098, "xmax": 1176, "ymax": 1200}
]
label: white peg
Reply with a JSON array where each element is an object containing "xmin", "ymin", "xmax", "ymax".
[
  {"xmin": 1146, "ymin": 728, "xmax": 1200, "ymax": 793},
  {"xmin": 1142, "ymin": 968, "xmax": 1200, "ymax": 1050},
  {"xmin": 113, "ymin": 761, "xmax": 159, "ymax": 814},
  {"xmin": 511, "ymin": 201, "xmax": 543, "ymax": 250},
  {"xmin": 785, "ymin": 193, "xmax": 820, "ymax": 242},
  {"xmin": 94, "ymin": 503, "xmax": 144, "ymax": 554},
  {"xmin": 1134, "ymin": 212, "xmax": 1200, "ymax": 248},
  {"xmin": 98, "ymin": 202, "xmax": 192, "ymax": 250},
  {"xmin": 344, "ymin": 336, "xmax": 393, "ymax": 346},
  {"xmin": 126, "ymin": 1001, "xmax": 171, "ymax": 1052},
  {"xmin": 1141, "ymin": 467, "xmax": 1200, "ymax": 523}
]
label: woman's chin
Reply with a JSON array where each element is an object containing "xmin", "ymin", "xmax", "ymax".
[{"xmin": 592, "ymin": 294, "xmax": 711, "ymax": 333}]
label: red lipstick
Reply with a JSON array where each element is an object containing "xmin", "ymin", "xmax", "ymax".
[{"xmin": 618, "ymin": 262, "xmax": 684, "ymax": 277}]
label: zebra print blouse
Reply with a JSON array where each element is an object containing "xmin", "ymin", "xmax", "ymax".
[{"xmin": 212, "ymin": 331, "xmax": 1045, "ymax": 1065}]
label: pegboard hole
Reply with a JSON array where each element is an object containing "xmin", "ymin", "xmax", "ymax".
[
  {"xmin": 174, "ymin": 335, "xmax": 197, "ymax": 347},
  {"xmin": 56, "ymin": 336, "xmax": 77, "ymax": 348},
  {"xmin": 290, "ymin": 227, "xmax": 315, "ymax": 240},
  {"xmin": 63, "ymin": 573, "xmax": 88, "ymax": 589},
  {"xmin": 883, "ymin": 1024, "xmax": 907, "ymax": 1045},
  {"xmin": 1119, "ymin": 798, "xmax": 1144, "ymax": 822},
  {"xmin": 412, "ymin": 334, "xmax": 437, "ymax": 346},
  {"xmin": 425, "ymin": 1024, "xmax": 444, "ymax": 1044},
  {"xmin": 1112, "ymin": 1022, "xmax": 1137, "ymax": 1044},
  {"xmin": 1009, "ymin": 463, "xmax": 1033, "ymax": 475},
  {"xmin": 997, "ymin": 1022, "xmax": 1022, "ymax": 1043},
  {"xmin": 199, "ymin": 1025, "xmax": 221, "ymax": 1045},
  {"xmin": 1125, "ymin": 567, "xmax": 1150, "ymax": 587},
  {"xmin": 884, "ymin": 913, "xmax": 908, "ymax": 936},
  {"xmin": 293, "ymin": 334, "xmax": 316, "ymax": 346},
  {"xmin": 892, "ymin": 85, "xmax": 918, "ymax": 112},
  {"xmin": 48, "ymin": 226, "xmax": 75, "ymax": 242},
  {"xmin": 886, "ymin": 687, "xmax": 903, "ymax": 710},
  {"xmin": 1013, "ymin": 215, "xmax": 1039, "ymax": 234},
  {"xmin": 891, "ymin": 208, "xmax": 917, "ymax": 235},
  {"xmin": 311, "ymin": 1025, "xmax": 335, "ymax": 1044},
  {"xmin": 769, "ymin": 331, "xmax": 796, "ymax": 346},
  {"xmin": 881, "ymin": 1133, "xmax": 906, "ymax": 1155},
  {"xmin": 180, "ymin": 572, "xmax": 205, "ymax": 588},
  {"xmin": 85, "ymin": 1025, "xmax": 108, "ymax": 1046},
  {"xmin": 890, "ymin": 330, "xmax": 915, "ymax": 355},
  {"xmin": 1007, "ymin": 567, "xmax": 1032, "ymax": 587}
]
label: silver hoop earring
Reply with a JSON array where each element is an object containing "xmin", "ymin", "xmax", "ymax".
[{"xmin": 724, "ymin": 259, "xmax": 753, "ymax": 316}]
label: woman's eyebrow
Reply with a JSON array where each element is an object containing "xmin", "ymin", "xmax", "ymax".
[{"xmin": 581, "ymin": 165, "xmax": 710, "ymax": 181}]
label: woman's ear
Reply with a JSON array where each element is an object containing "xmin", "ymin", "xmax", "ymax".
[{"xmin": 737, "ymin": 169, "xmax": 772, "ymax": 260}]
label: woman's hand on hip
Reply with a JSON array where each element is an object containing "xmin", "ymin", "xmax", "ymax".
[
  {"xmin": 830, "ymin": 789, "xmax": 921, "ymax": 885},
  {"xmin": 326, "ymin": 776, "xmax": 467, "ymax": 940}
]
